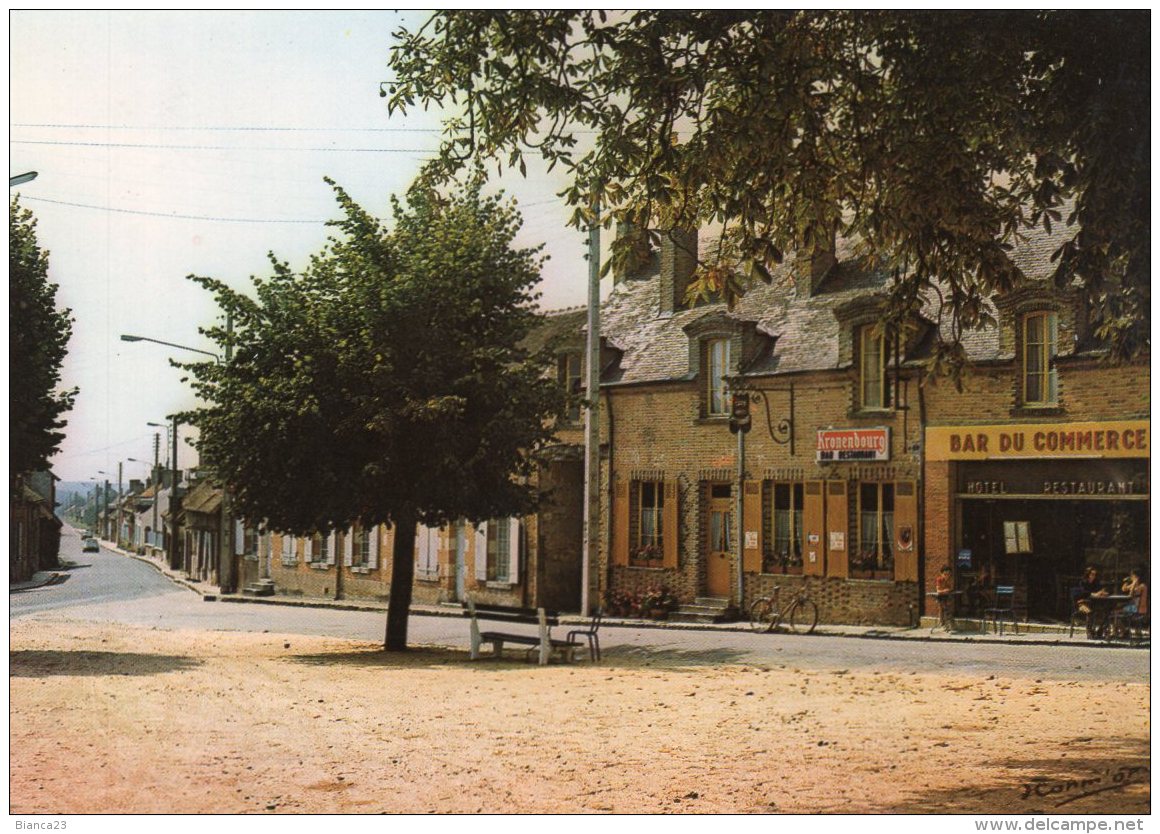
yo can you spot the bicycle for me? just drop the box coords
[748,586,818,634]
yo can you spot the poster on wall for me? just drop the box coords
[1003,521,1033,554]
[829,531,845,551]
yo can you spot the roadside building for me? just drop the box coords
[10,471,61,582]
[178,478,223,585]
[920,234,1149,620]
[592,230,921,625]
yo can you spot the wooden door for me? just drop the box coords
[706,486,733,597]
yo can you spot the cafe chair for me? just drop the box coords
[1111,610,1149,646]
[566,609,603,662]
[984,585,1018,635]
[1068,596,1089,638]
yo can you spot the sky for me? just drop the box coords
[9,10,606,485]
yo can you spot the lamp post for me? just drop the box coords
[9,171,37,188]
[120,322,234,592]
[96,471,109,540]
[120,333,219,360]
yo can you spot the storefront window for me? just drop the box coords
[856,482,894,575]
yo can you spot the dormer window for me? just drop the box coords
[859,325,890,410]
[1022,311,1059,407]
[706,338,731,416]
[557,352,582,422]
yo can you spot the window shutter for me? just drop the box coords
[826,481,849,578]
[281,535,292,561]
[343,529,353,566]
[613,481,630,566]
[508,518,521,584]
[368,525,379,569]
[893,481,918,582]
[661,480,678,569]
[326,531,336,565]
[415,525,437,575]
[304,536,313,562]
[474,522,489,582]
[802,481,826,576]
[234,520,245,556]
[742,480,762,573]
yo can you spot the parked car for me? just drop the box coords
[82,537,99,553]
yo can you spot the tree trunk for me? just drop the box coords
[385,508,418,651]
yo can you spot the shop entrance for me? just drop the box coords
[957,460,1149,621]
[706,485,732,597]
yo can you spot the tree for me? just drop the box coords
[179,175,566,650]
[387,10,1149,374]
[10,198,75,478]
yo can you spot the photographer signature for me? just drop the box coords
[1020,765,1149,807]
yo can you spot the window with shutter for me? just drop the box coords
[474,522,489,582]
[1023,311,1059,407]
[368,525,379,569]
[342,529,354,566]
[507,517,520,584]
[415,525,439,578]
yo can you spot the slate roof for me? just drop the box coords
[180,480,222,516]
[534,222,1079,386]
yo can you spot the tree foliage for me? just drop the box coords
[179,175,565,648]
[387,10,1149,369]
[10,198,75,478]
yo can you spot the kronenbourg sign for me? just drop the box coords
[816,427,891,462]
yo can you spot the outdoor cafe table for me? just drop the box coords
[1085,594,1132,640]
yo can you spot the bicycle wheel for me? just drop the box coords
[788,599,818,634]
[749,598,776,633]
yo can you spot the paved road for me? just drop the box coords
[13,527,1148,683]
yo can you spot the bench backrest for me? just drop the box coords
[462,599,560,626]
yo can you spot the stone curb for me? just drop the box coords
[104,542,1146,650]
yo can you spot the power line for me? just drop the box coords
[12,122,443,133]
[13,139,438,153]
[23,196,327,224]
[23,194,569,224]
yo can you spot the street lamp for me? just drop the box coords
[122,323,233,591]
[120,333,220,361]
[95,471,110,539]
[9,171,37,187]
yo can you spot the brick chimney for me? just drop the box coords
[613,221,659,284]
[658,228,699,316]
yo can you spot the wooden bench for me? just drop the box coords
[462,599,583,665]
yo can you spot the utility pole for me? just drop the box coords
[151,431,160,557]
[219,311,236,593]
[117,462,123,547]
[171,414,180,573]
[581,203,601,616]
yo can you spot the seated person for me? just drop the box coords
[1121,568,1148,616]
[1074,566,1102,615]
[965,564,992,615]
